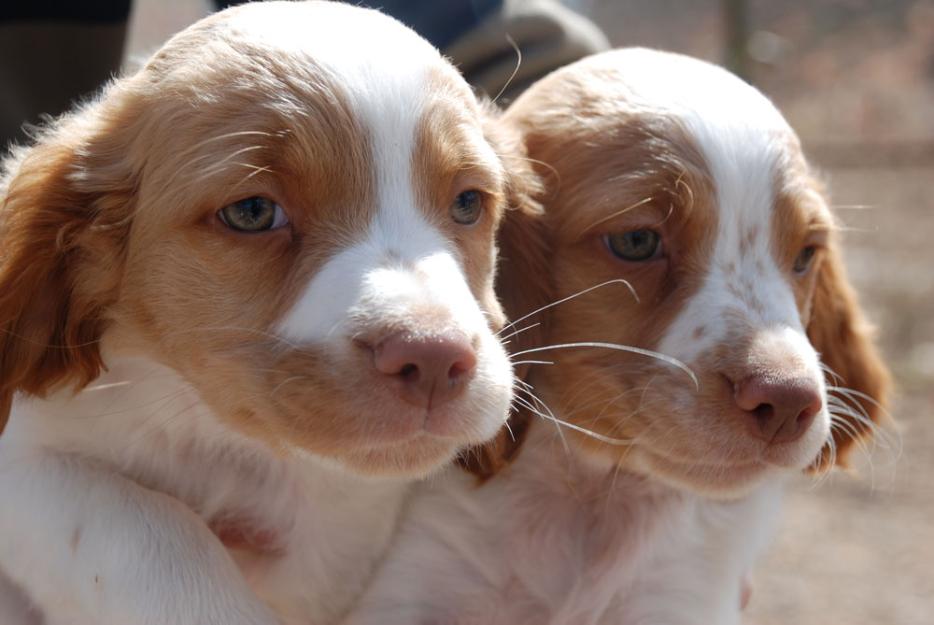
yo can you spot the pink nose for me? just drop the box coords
[372,332,477,409]
[734,375,822,444]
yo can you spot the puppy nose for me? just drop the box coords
[734,375,822,444]
[372,332,477,409]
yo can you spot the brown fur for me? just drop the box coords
[0,92,139,432]
[807,237,891,468]
[0,7,517,477]
[455,103,546,479]
[471,51,890,485]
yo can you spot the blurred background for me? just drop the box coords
[7,0,932,623]
[73,0,934,622]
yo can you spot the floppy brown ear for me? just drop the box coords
[0,103,136,432]
[808,238,891,470]
[458,107,551,480]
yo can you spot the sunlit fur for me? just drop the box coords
[0,2,538,623]
[345,49,891,625]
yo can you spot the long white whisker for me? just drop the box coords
[511,341,697,388]
[498,321,541,342]
[512,394,569,454]
[500,279,638,337]
[491,33,521,105]
[582,196,655,234]
[514,392,630,446]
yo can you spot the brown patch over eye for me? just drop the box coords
[218,196,288,232]
[450,190,483,225]
[605,229,662,262]
[793,245,817,274]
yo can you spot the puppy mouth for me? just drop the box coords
[636,429,829,495]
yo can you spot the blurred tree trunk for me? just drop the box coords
[723,0,751,82]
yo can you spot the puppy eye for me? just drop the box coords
[793,245,817,274]
[218,197,289,232]
[605,230,662,262]
[450,190,483,225]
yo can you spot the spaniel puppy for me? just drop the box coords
[0,2,532,623]
[345,48,890,625]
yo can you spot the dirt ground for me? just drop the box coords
[127,1,932,623]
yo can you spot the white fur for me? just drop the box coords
[346,49,830,625]
[644,50,831,467]
[0,356,417,625]
[0,3,510,624]
[346,425,782,625]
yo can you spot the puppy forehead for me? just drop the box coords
[573,51,814,358]
[221,1,471,108]
[211,3,491,344]
[218,0,488,197]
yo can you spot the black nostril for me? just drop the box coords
[753,403,774,422]
[399,363,419,382]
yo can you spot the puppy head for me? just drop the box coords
[500,49,890,497]
[0,1,518,477]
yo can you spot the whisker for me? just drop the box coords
[269,375,308,399]
[0,327,102,349]
[515,391,631,446]
[503,419,516,442]
[195,145,267,180]
[512,393,569,454]
[513,382,571,454]
[83,381,134,392]
[581,196,654,234]
[511,341,697,388]
[491,33,521,106]
[231,163,276,189]
[826,385,886,412]
[508,153,561,186]
[818,362,844,384]
[500,279,639,338]
[497,321,541,341]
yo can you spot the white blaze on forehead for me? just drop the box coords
[599,50,805,363]
[243,2,484,342]
[278,217,487,343]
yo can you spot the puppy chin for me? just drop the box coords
[338,436,463,478]
[626,447,780,500]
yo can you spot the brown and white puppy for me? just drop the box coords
[345,48,890,625]
[0,2,535,624]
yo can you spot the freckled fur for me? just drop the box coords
[347,48,890,625]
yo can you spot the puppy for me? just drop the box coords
[345,48,890,625]
[0,2,532,623]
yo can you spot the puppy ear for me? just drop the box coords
[458,106,550,481]
[808,237,891,470]
[479,102,550,377]
[0,102,136,432]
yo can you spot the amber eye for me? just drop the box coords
[450,190,483,225]
[218,197,288,232]
[605,230,662,262]
[793,245,817,274]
